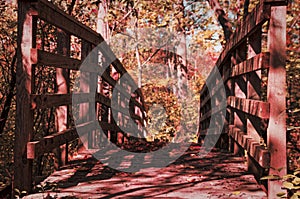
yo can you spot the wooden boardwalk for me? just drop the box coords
[24,144,267,199]
[15,1,288,197]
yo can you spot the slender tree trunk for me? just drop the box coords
[171,0,188,100]
[136,45,142,88]
[97,0,110,41]
[207,0,233,41]
[243,0,249,18]
[0,49,16,136]
[176,32,188,100]
[168,51,177,95]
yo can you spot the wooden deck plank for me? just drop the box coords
[23,144,267,199]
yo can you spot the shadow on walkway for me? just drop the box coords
[24,143,267,199]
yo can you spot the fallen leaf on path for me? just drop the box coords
[232,191,241,195]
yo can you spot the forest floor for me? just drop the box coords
[23,143,267,199]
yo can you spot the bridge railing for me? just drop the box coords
[199,0,287,197]
[15,0,147,193]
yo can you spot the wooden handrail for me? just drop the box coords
[32,0,103,45]
[199,0,287,197]
[16,0,148,194]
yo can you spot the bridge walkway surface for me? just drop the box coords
[24,143,267,199]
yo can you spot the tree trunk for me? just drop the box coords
[0,50,16,136]
[97,0,110,41]
[175,33,188,100]
[207,0,233,41]
[136,45,142,88]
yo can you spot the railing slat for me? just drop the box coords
[215,3,271,70]
[31,93,110,109]
[27,121,97,159]
[229,125,270,168]
[99,121,144,137]
[264,0,287,5]
[33,0,103,45]
[230,52,270,77]
[227,96,270,119]
[31,49,82,70]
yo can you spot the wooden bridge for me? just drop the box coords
[13,0,288,198]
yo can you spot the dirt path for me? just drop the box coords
[24,144,267,199]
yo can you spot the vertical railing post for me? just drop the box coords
[246,30,263,144]
[114,68,123,145]
[266,5,287,198]
[14,0,36,194]
[89,50,98,149]
[80,40,92,149]
[54,29,70,167]
[232,44,247,155]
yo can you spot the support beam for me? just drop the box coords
[266,5,287,198]
[14,0,36,193]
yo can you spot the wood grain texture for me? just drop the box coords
[14,0,35,193]
[34,0,103,45]
[229,125,270,168]
[227,96,270,119]
[27,121,97,159]
[266,6,287,198]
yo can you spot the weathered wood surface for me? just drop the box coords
[54,29,70,167]
[14,0,35,193]
[30,91,144,112]
[230,53,269,77]
[16,0,148,193]
[31,49,82,70]
[199,0,287,197]
[227,96,270,119]
[215,3,271,70]
[263,0,287,5]
[31,93,109,108]
[33,0,103,45]
[23,144,267,199]
[229,125,270,168]
[266,6,287,198]
[27,121,97,159]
